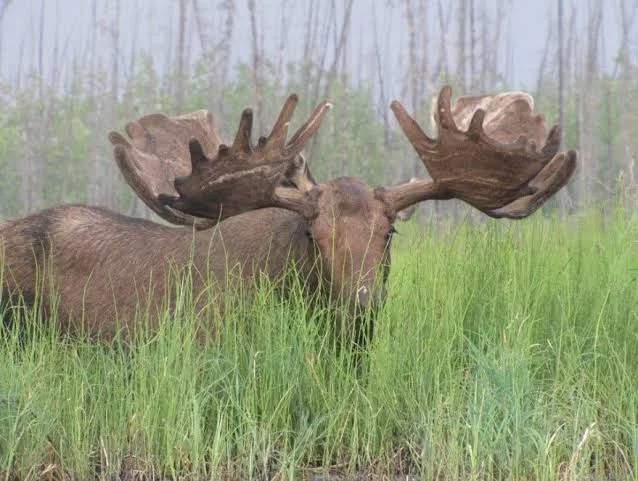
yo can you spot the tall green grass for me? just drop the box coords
[1,209,637,480]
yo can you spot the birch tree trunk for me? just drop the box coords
[175,0,187,113]
[456,0,467,92]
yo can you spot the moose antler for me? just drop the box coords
[109,95,332,228]
[109,109,222,229]
[384,86,577,219]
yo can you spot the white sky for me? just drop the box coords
[0,1,627,93]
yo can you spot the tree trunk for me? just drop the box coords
[88,0,99,205]
[0,0,14,78]
[535,12,554,105]
[469,0,475,91]
[618,0,638,193]
[191,0,207,51]
[577,1,603,206]
[558,0,564,139]
[247,0,264,133]
[322,0,355,99]
[456,0,466,92]
[107,0,121,209]
[372,3,390,157]
[175,0,187,113]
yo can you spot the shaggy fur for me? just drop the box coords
[0,178,394,341]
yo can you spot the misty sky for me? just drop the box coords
[0,1,628,95]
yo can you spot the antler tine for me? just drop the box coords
[285,100,333,156]
[267,122,290,153]
[261,94,298,153]
[466,109,487,138]
[269,94,299,140]
[541,125,562,158]
[435,85,459,132]
[487,150,577,219]
[390,100,436,155]
[188,139,208,169]
[231,108,254,154]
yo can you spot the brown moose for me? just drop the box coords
[0,86,576,343]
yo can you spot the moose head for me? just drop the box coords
[110,87,576,316]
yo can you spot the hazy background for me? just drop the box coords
[0,0,635,220]
[0,1,624,90]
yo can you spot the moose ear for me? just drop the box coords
[396,203,419,221]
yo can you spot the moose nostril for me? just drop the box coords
[356,285,370,308]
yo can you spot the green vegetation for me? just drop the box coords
[0,63,397,220]
[1,208,636,480]
[3,55,636,221]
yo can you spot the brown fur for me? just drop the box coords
[0,177,394,341]
[0,87,576,342]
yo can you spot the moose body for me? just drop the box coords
[1,177,392,340]
[0,87,576,342]
[0,205,309,338]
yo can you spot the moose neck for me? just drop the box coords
[192,207,317,291]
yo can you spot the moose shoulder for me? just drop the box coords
[0,87,577,342]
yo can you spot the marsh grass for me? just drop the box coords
[0,209,637,480]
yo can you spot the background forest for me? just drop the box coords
[2,3,638,480]
[0,0,635,221]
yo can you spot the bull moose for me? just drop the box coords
[0,86,576,343]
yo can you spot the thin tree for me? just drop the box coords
[191,0,207,51]
[311,1,336,104]
[417,0,429,110]
[213,0,235,116]
[457,0,467,92]
[373,2,390,157]
[404,0,423,178]
[21,0,47,213]
[435,0,451,81]
[405,0,418,114]
[487,0,512,88]
[535,8,554,104]
[176,0,187,113]
[0,0,14,76]
[88,0,99,204]
[617,0,638,192]
[469,0,475,91]
[248,0,264,133]
[558,0,564,140]
[578,0,603,205]
[322,0,355,100]
[108,0,121,208]
[128,0,139,82]
[37,0,44,99]
[277,0,291,78]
